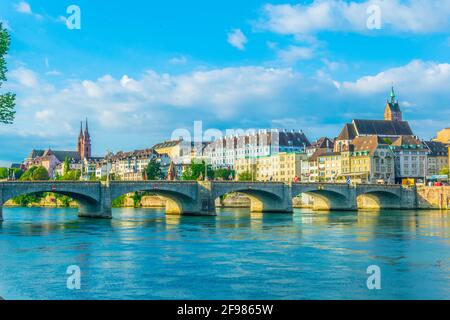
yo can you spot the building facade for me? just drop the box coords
[205,129,310,170]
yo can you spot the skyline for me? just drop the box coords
[1,0,450,165]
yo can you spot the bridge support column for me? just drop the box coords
[250,187,293,213]
[78,184,112,219]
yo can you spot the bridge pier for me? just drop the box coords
[77,184,112,219]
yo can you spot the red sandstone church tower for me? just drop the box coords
[77,118,92,160]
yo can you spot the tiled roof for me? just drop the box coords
[152,140,183,150]
[309,148,329,162]
[350,136,387,156]
[27,149,81,162]
[423,141,448,156]
[310,137,334,149]
[337,123,357,141]
[391,135,425,148]
[353,119,413,136]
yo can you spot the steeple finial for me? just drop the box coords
[390,84,396,103]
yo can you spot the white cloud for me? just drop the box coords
[1,66,304,140]
[15,1,32,14]
[9,67,40,88]
[3,60,450,157]
[277,45,314,63]
[259,0,450,35]
[14,1,44,20]
[337,60,450,94]
[227,29,248,50]
[169,56,188,65]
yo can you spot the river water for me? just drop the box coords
[0,207,449,300]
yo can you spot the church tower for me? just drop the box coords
[77,119,92,160]
[77,121,84,156]
[384,86,402,121]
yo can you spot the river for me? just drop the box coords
[0,207,449,300]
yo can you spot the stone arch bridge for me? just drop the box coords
[0,181,417,221]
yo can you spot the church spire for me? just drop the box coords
[390,85,396,103]
[84,118,90,138]
[79,121,83,138]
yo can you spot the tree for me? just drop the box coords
[143,159,163,180]
[214,168,235,181]
[182,161,213,181]
[63,156,70,175]
[238,171,253,182]
[0,167,7,179]
[20,166,50,181]
[57,169,81,181]
[0,23,15,124]
[440,166,449,176]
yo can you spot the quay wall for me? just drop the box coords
[417,187,450,210]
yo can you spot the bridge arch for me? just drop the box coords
[211,182,292,213]
[0,182,105,220]
[109,181,201,215]
[357,190,401,210]
[292,184,356,211]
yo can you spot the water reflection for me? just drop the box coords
[0,206,449,299]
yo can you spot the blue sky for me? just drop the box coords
[1,0,450,164]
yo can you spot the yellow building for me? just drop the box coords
[152,140,184,160]
[340,136,395,184]
[434,128,450,145]
[235,152,307,182]
[318,152,342,182]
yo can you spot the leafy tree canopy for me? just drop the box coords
[20,166,50,181]
[213,168,235,181]
[238,171,253,182]
[143,159,163,180]
[182,161,213,181]
[0,23,15,124]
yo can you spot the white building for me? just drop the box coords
[204,129,310,170]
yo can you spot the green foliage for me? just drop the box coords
[54,194,73,207]
[238,171,253,182]
[57,169,81,181]
[131,192,142,207]
[144,159,163,180]
[383,138,393,145]
[63,156,70,175]
[12,193,44,206]
[112,195,126,208]
[0,167,7,179]
[11,168,23,179]
[440,166,449,176]
[20,166,50,181]
[182,161,213,180]
[213,168,235,181]
[0,23,15,124]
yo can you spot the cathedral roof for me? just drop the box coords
[27,149,81,162]
[352,119,413,136]
[337,123,357,141]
